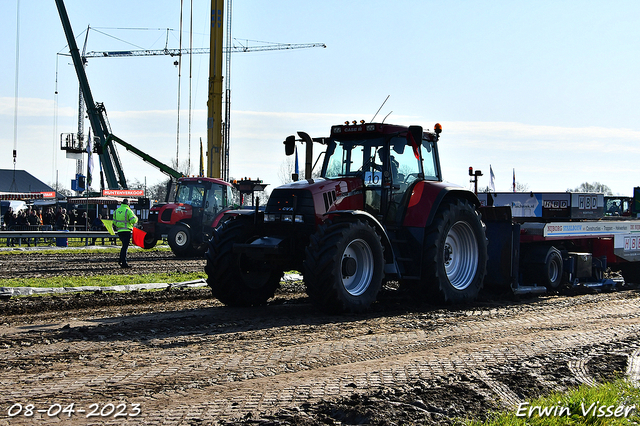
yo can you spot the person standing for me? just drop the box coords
[55,208,69,231]
[113,199,138,268]
[3,207,12,230]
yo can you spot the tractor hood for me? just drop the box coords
[267,177,365,221]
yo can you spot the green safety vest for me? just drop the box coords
[113,204,138,232]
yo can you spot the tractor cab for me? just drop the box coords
[322,123,442,223]
[173,178,229,227]
[143,177,236,255]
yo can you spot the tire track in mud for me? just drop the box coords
[0,249,206,279]
[1,291,640,424]
[1,249,639,424]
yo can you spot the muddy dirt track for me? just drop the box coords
[1,248,640,425]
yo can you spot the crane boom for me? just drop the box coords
[83,43,327,58]
[55,0,123,189]
[56,0,184,189]
[59,5,326,184]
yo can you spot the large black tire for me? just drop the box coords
[304,220,384,313]
[168,224,193,257]
[143,233,158,249]
[422,199,487,304]
[205,217,282,306]
[524,246,564,290]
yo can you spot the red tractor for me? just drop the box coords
[205,122,488,312]
[143,177,236,256]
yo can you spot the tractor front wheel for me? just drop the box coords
[304,220,384,313]
[168,224,193,257]
[205,217,282,306]
[143,232,158,249]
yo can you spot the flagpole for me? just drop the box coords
[293,146,299,181]
[489,165,495,193]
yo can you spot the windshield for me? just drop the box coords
[175,183,206,207]
[324,136,426,181]
[323,132,441,184]
[324,138,381,178]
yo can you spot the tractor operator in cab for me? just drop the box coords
[113,199,138,268]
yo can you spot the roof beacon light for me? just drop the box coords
[360,120,365,124]
[434,123,442,134]
[352,120,357,125]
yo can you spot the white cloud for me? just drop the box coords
[439,121,640,194]
[0,97,75,117]
[3,98,638,197]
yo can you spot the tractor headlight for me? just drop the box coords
[282,214,293,222]
[294,215,305,223]
[264,213,277,222]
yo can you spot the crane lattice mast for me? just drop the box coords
[68,20,326,181]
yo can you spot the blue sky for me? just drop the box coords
[1,1,639,195]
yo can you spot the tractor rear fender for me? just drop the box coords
[403,182,481,229]
[325,210,396,265]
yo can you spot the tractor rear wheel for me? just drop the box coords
[304,220,384,313]
[205,216,282,306]
[422,199,487,304]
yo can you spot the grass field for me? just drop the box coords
[0,272,207,289]
[467,379,639,425]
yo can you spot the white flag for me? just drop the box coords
[489,165,495,192]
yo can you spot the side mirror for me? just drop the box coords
[408,125,423,144]
[284,135,296,156]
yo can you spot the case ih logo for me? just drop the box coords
[543,200,569,209]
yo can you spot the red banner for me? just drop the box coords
[102,189,145,197]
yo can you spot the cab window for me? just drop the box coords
[421,140,439,181]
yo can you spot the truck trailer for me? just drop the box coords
[478,191,640,294]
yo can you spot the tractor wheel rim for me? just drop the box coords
[175,231,188,247]
[444,221,479,290]
[341,239,374,296]
[549,259,559,282]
